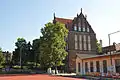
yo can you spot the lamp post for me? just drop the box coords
[108,30,120,72]
[19,42,25,69]
[20,46,22,69]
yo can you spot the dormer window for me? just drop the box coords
[87,27,90,32]
[78,27,81,31]
[83,27,86,32]
[74,25,77,31]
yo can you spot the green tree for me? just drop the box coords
[0,48,5,66]
[96,40,102,53]
[12,38,27,66]
[26,41,33,62]
[12,38,35,68]
[40,22,68,73]
[32,39,40,66]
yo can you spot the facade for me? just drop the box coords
[76,43,120,75]
[53,8,97,72]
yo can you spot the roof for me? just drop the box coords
[76,53,97,59]
[102,45,115,52]
[55,17,72,24]
[102,43,120,53]
[76,52,120,59]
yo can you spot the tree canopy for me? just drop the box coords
[32,39,40,63]
[12,22,68,71]
[12,38,32,65]
[0,48,5,65]
[39,22,68,69]
[96,40,102,53]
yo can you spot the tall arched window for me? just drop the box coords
[88,35,91,50]
[79,35,82,50]
[75,34,78,49]
[83,35,86,50]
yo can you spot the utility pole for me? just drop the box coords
[108,30,120,73]
[20,46,22,69]
[19,42,25,70]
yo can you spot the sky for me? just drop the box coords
[0,0,120,52]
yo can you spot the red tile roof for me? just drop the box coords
[55,17,72,24]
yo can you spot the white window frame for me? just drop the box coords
[74,25,77,31]
[83,27,86,32]
[78,27,81,31]
[87,27,90,32]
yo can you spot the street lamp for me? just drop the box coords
[20,46,22,69]
[108,30,120,73]
[19,42,25,69]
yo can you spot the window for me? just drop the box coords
[79,35,82,50]
[75,43,78,49]
[83,27,86,32]
[87,27,90,32]
[115,59,120,73]
[90,62,94,72]
[75,34,78,49]
[74,25,77,31]
[75,35,77,41]
[83,35,87,50]
[85,62,88,72]
[78,63,81,72]
[103,60,107,73]
[88,36,91,50]
[78,27,81,31]
[96,61,100,72]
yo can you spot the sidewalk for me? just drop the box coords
[52,73,116,80]
[52,73,76,76]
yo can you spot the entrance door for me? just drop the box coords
[115,59,120,73]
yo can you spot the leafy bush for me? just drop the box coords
[12,65,21,69]
[0,71,31,74]
[0,66,3,68]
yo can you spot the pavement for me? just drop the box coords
[52,73,76,76]
[0,74,86,80]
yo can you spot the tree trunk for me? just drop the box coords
[35,53,37,68]
[55,66,57,74]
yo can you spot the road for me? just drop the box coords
[0,74,86,80]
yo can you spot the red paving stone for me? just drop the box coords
[0,74,85,80]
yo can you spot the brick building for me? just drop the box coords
[53,8,97,72]
[76,43,120,75]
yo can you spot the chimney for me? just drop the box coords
[53,12,56,24]
[99,39,102,47]
[53,12,55,20]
